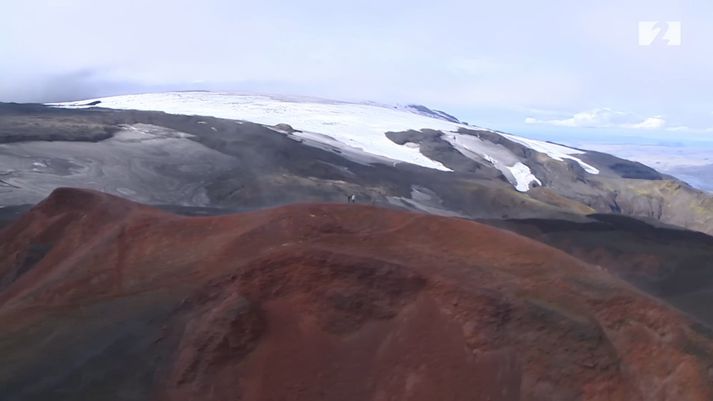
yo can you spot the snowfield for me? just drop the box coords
[53,92,468,171]
[51,91,599,192]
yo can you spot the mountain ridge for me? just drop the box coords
[1,95,710,236]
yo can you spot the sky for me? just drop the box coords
[2,0,713,139]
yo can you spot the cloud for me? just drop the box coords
[628,116,666,129]
[525,108,667,130]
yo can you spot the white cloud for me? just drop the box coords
[628,116,666,129]
[525,108,667,130]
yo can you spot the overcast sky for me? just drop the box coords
[2,0,713,137]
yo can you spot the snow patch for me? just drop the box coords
[444,132,542,191]
[501,133,599,174]
[506,162,542,192]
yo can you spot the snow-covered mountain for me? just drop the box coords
[52,91,598,193]
[1,92,711,235]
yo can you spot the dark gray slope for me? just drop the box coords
[0,103,570,221]
[484,214,713,328]
[0,103,120,143]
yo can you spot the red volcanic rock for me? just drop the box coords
[1,188,713,401]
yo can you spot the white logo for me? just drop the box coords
[639,21,681,46]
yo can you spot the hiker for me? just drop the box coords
[347,194,356,204]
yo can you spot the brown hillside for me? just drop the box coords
[1,188,712,401]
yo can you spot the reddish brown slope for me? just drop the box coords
[1,188,713,401]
